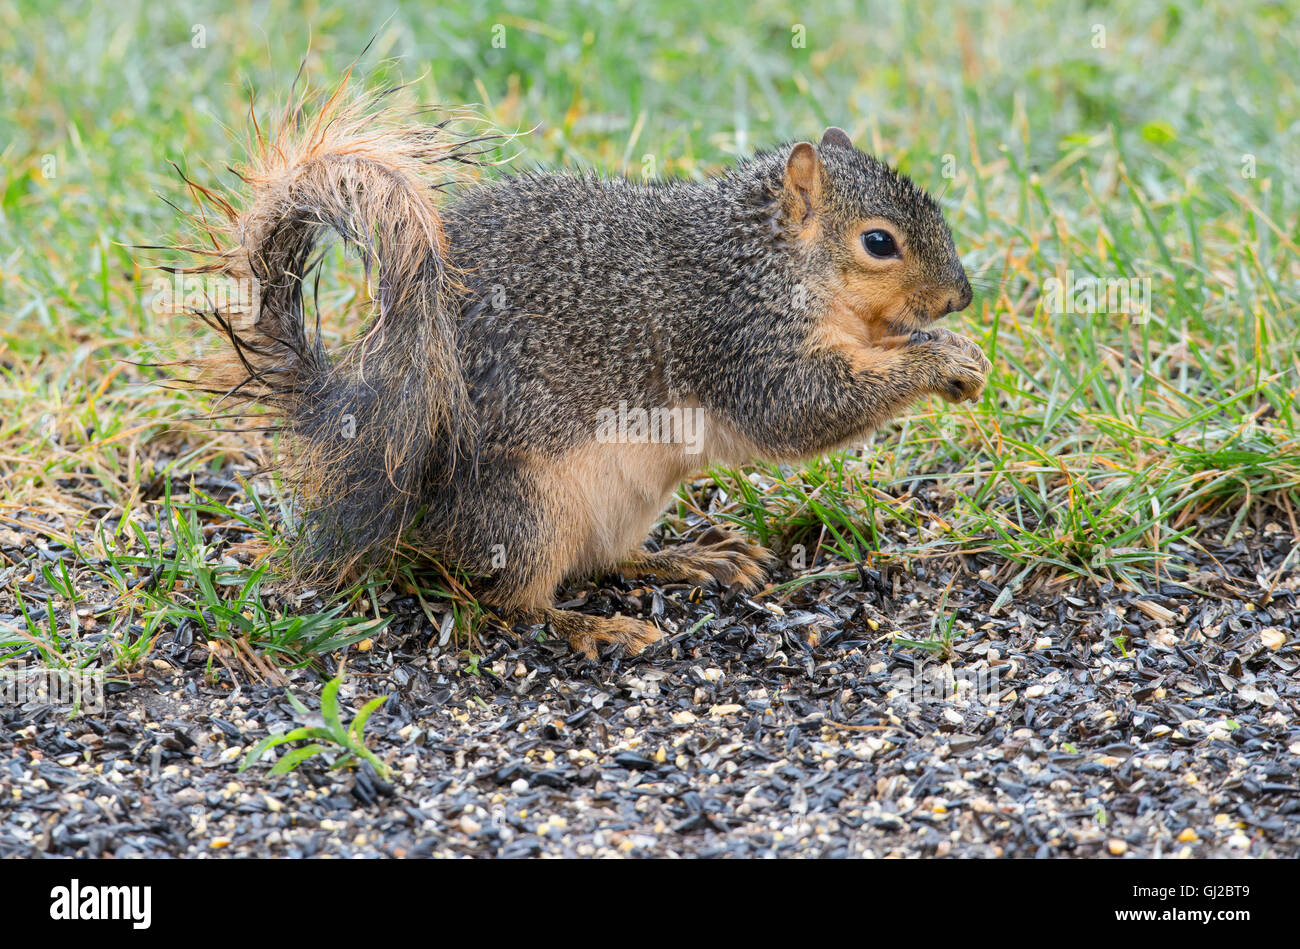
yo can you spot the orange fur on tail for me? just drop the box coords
[161,73,498,581]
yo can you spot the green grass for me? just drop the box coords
[240,676,391,779]
[1,0,1297,672]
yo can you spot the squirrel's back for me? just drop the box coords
[441,162,811,457]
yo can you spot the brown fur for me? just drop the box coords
[164,75,498,581]
[618,527,772,591]
[163,76,989,662]
[525,608,662,661]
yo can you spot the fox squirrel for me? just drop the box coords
[169,81,990,660]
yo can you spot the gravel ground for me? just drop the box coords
[2,505,1298,859]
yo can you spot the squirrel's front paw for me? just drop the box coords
[916,328,991,404]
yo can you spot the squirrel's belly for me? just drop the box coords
[524,440,699,579]
[511,400,790,591]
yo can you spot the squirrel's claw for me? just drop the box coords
[618,528,773,595]
[529,609,663,661]
[918,328,991,405]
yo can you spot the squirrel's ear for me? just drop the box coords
[821,127,853,150]
[785,142,822,220]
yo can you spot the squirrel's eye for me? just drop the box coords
[861,229,899,259]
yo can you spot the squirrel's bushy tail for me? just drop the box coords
[168,76,491,580]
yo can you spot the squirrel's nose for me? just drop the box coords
[944,280,973,314]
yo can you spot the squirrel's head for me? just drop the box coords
[780,127,972,340]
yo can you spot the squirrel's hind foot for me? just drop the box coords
[526,608,662,661]
[619,527,772,593]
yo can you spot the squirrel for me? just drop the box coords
[168,80,990,660]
